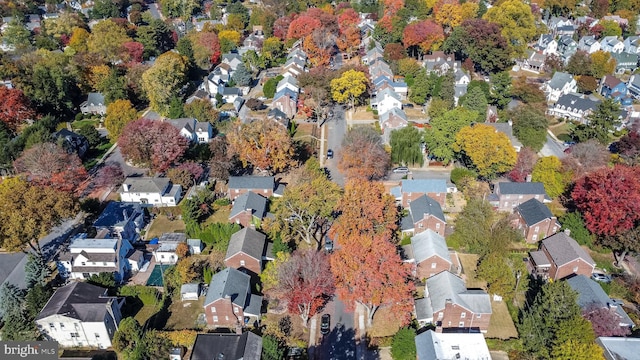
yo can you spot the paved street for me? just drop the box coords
[147,3,164,20]
[540,132,567,159]
[315,298,356,360]
[324,104,347,186]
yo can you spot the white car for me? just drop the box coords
[393,167,409,174]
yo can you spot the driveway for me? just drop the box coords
[147,3,164,20]
[238,71,265,123]
[540,132,567,159]
[104,146,149,177]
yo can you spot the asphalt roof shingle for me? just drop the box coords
[497,182,547,196]
[411,230,451,264]
[36,282,112,322]
[190,332,262,360]
[228,176,274,190]
[229,191,267,219]
[204,267,250,307]
[225,228,267,261]
[516,198,554,226]
[541,232,596,267]
[425,271,492,315]
[409,194,446,223]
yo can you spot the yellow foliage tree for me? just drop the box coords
[531,156,572,199]
[87,19,132,63]
[88,65,111,91]
[68,27,90,53]
[330,69,368,109]
[218,30,241,47]
[483,0,536,57]
[435,3,463,30]
[141,51,188,115]
[260,251,291,294]
[460,2,479,20]
[453,124,517,178]
[104,99,138,141]
[590,51,617,78]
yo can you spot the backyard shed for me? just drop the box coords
[181,283,200,301]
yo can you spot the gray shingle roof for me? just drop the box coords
[497,182,546,196]
[119,177,170,194]
[409,195,446,223]
[411,230,451,264]
[204,267,250,307]
[228,176,274,191]
[516,198,554,226]
[229,191,267,219]
[401,179,447,194]
[541,232,596,267]
[567,275,633,326]
[93,202,143,228]
[530,250,551,267]
[555,93,601,112]
[167,118,194,133]
[86,92,105,105]
[36,282,111,322]
[596,337,640,360]
[225,228,267,261]
[425,271,492,314]
[414,297,432,322]
[180,283,199,295]
[486,122,523,148]
[190,332,262,360]
[548,72,574,90]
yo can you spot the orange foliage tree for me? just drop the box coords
[13,142,87,192]
[403,20,444,57]
[337,126,390,180]
[379,0,404,32]
[286,15,321,40]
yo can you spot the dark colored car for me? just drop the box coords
[327,149,334,159]
[320,314,330,335]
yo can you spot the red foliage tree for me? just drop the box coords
[197,31,221,65]
[118,118,190,173]
[583,304,632,337]
[94,162,125,188]
[276,250,334,327]
[0,87,36,133]
[384,43,406,61]
[338,127,390,181]
[286,15,322,40]
[273,15,293,40]
[402,20,444,54]
[122,41,144,63]
[166,161,204,188]
[617,128,640,161]
[338,8,359,30]
[572,165,640,237]
[379,0,404,32]
[507,147,538,182]
[13,142,87,192]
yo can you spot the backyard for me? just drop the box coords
[146,214,186,240]
[457,253,487,289]
[485,300,519,339]
[164,296,206,330]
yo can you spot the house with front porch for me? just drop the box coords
[547,93,601,124]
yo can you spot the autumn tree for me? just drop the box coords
[562,139,610,179]
[87,19,132,63]
[142,51,188,116]
[190,31,221,68]
[390,126,424,167]
[477,253,517,300]
[14,142,87,192]
[402,20,444,57]
[483,0,536,57]
[227,119,296,174]
[507,147,538,182]
[184,99,219,125]
[330,232,414,327]
[443,19,511,74]
[423,107,476,164]
[94,162,125,189]
[331,69,368,110]
[434,2,463,31]
[583,304,632,337]
[269,158,341,246]
[166,162,204,188]
[104,99,138,141]
[118,118,190,173]
[617,127,640,163]
[208,136,233,180]
[0,177,77,254]
[532,156,571,199]
[566,50,593,76]
[0,87,35,133]
[453,124,517,178]
[287,15,321,40]
[590,51,617,78]
[338,126,390,180]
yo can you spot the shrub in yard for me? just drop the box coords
[391,327,416,360]
[160,330,197,347]
[450,167,477,185]
[119,285,160,306]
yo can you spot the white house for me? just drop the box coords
[118,177,182,207]
[547,93,601,124]
[166,118,213,144]
[578,36,601,54]
[544,72,577,103]
[57,236,141,283]
[35,282,124,349]
[415,330,491,360]
[624,36,640,54]
[373,88,402,115]
[80,92,107,115]
[600,36,625,54]
[153,233,187,264]
[221,53,243,72]
[536,34,558,56]
[276,76,299,93]
[187,239,203,254]
[180,283,200,301]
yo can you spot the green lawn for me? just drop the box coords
[83,142,114,170]
[486,300,519,339]
[71,118,100,130]
[458,253,487,289]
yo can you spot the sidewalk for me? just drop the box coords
[308,315,317,360]
[355,304,366,360]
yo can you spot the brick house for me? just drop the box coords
[224,228,269,276]
[227,176,276,200]
[390,179,448,207]
[415,271,492,332]
[228,192,267,228]
[401,195,446,237]
[488,182,549,212]
[528,231,596,280]
[203,268,263,328]
[410,230,453,280]
[514,199,560,243]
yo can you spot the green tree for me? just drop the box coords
[600,19,623,37]
[104,99,138,141]
[560,212,595,247]
[490,71,512,109]
[78,124,104,148]
[532,156,571,199]
[86,272,117,292]
[3,20,32,49]
[510,104,549,151]
[390,126,424,167]
[262,335,286,360]
[477,253,516,300]
[87,19,132,63]
[25,283,53,319]
[142,51,188,115]
[232,63,252,87]
[571,98,620,144]
[90,0,120,19]
[168,95,185,119]
[462,86,488,121]
[423,107,476,164]
[24,253,51,288]
[590,51,616,78]
[566,51,593,76]
[263,75,283,99]
[410,69,430,105]
[450,167,477,185]
[112,317,143,355]
[135,19,174,59]
[552,340,604,360]
[391,328,416,360]
[184,99,219,125]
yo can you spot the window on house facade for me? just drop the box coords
[534,226,539,233]
[225,316,229,321]
[431,263,437,269]
[103,262,107,266]
[213,316,218,322]
[532,235,537,241]
[573,266,578,272]
[436,223,440,230]
[211,307,216,313]
[198,137,205,142]
[234,307,239,313]
[240,260,245,266]
[518,195,523,199]
[81,262,86,266]
[458,322,464,327]
[49,323,55,328]
[477,314,481,318]
[60,323,65,329]
[461,312,466,318]
[438,312,443,319]
[418,223,423,228]
[95,334,100,338]
[70,333,79,338]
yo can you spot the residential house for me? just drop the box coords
[602,15,629,28]
[369,59,394,79]
[219,86,242,104]
[224,228,269,276]
[401,194,446,237]
[228,191,267,228]
[118,177,182,207]
[203,267,263,328]
[415,271,492,332]
[272,88,298,119]
[206,64,232,92]
[35,282,123,349]
[454,68,470,86]
[221,53,243,72]
[535,34,558,56]
[374,76,409,100]
[282,57,305,78]
[547,93,601,123]
[599,75,631,104]
[517,50,546,73]
[488,182,549,212]
[267,108,290,128]
[627,74,640,98]
[422,51,459,76]
[611,52,638,74]
[153,233,187,265]
[190,332,262,360]
[528,231,596,280]
[80,92,107,115]
[52,129,89,159]
[379,107,408,132]
[486,121,523,152]
[514,199,560,243]
[193,19,222,32]
[547,16,574,35]
[166,118,213,144]
[363,44,384,65]
[567,275,633,328]
[93,202,147,242]
[415,330,491,360]
[186,89,211,105]
[57,237,138,282]
[578,36,602,54]
[276,76,299,93]
[409,230,453,279]
[228,176,276,200]
[390,179,448,207]
[287,48,307,63]
[597,337,640,360]
[558,36,578,62]
[600,36,625,53]
[373,88,402,115]
[623,36,640,54]
[544,72,577,103]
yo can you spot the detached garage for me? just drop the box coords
[180,283,200,301]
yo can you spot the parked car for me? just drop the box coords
[393,167,409,174]
[404,103,414,108]
[324,238,334,253]
[327,149,334,159]
[320,314,330,335]
[591,273,612,283]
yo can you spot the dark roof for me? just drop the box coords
[555,93,601,112]
[85,92,105,105]
[228,176,274,190]
[567,275,633,326]
[541,232,596,267]
[602,75,623,89]
[190,332,262,360]
[36,282,112,322]
[516,199,554,226]
[225,228,267,261]
[204,267,250,307]
[94,202,143,228]
[229,191,267,219]
[53,128,86,141]
[409,194,446,223]
[497,182,546,196]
